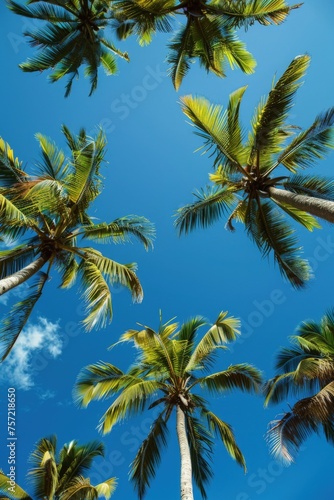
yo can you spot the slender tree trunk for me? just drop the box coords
[269,186,334,223]
[0,255,48,295]
[176,405,194,500]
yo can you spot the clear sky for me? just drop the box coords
[0,2,334,499]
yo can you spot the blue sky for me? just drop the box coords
[1,1,334,499]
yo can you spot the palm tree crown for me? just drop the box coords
[113,0,301,89]
[0,126,155,360]
[7,0,129,96]
[175,54,334,288]
[74,311,262,499]
[264,310,334,464]
[0,435,117,499]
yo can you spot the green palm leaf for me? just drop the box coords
[0,272,48,361]
[247,54,311,168]
[130,412,169,500]
[283,174,334,200]
[0,137,26,187]
[204,410,246,471]
[276,107,334,172]
[0,471,31,500]
[167,17,194,91]
[82,216,155,249]
[95,478,118,500]
[245,198,311,288]
[185,414,214,499]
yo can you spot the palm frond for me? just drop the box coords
[273,201,321,231]
[0,137,26,187]
[0,271,48,361]
[175,185,237,235]
[28,436,58,499]
[245,198,311,288]
[277,107,334,172]
[186,311,240,371]
[180,95,244,172]
[204,410,246,471]
[94,477,117,500]
[247,54,310,167]
[210,0,302,29]
[82,216,155,249]
[0,244,37,279]
[199,364,262,394]
[0,471,31,500]
[130,412,169,500]
[74,361,125,408]
[167,16,194,91]
[185,414,214,499]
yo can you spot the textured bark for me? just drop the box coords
[269,187,334,223]
[0,255,48,295]
[176,405,194,500]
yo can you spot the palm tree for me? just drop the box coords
[112,0,301,90]
[264,310,334,465]
[7,0,129,96]
[0,435,117,499]
[0,126,155,361]
[175,54,334,288]
[74,311,262,500]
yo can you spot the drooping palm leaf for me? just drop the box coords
[130,412,169,500]
[0,271,49,361]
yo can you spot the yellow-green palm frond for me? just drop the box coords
[0,470,31,500]
[186,311,240,371]
[0,244,37,280]
[77,258,113,331]
[0,137,27,187]
[209,0,302,29]
[74,361,126,408]
[95,477,118,500]
[0,271,48,361]
[180,95,245,172]
[35,132,68,180]
[199,363,262,394]
[99,379,161,434]
[82,216,155,250]
[130,412,169,500]
[203,410,246,471]
[247,54,310,169]
[273,201,321,231]
[167,16,194,91]
[28,436,58,500]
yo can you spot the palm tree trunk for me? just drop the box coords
[176,405,194,500]
[0,255,48,295]
[269,186,334,223]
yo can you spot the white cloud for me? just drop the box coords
[0,317,62,390]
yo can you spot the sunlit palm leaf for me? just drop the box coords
[95,477,117,500]
[82,216,155,249]
[28,436,58,499]
[0,471,31,500]
[0,137,26,187]
[130,412,169,500]
[199,364,262,394]
[247,54,310,168]
[180,95,244,172]
[273,201,321,231]
[186,312,240,371]
[204,410,246,470]
[167,17,193,91]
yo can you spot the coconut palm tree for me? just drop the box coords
[7,0,129,96]
[0,436,117,499]
[175,54,334,288]
[112,0,301,90]
[264,310,334,464]
[74,311,262,500]
[0,126,155,361]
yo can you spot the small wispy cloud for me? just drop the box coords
[0,282,29,306]
[0,317,62,390]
